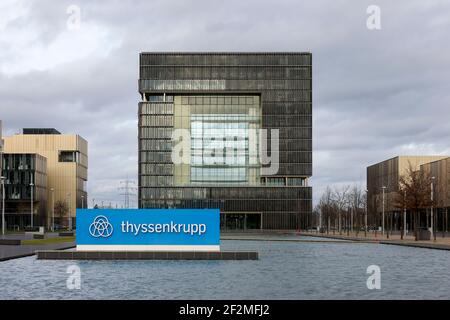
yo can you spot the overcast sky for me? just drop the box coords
[1,0,449,207]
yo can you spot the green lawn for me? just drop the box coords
[21,236,75,245]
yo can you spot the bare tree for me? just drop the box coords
[317,186,335,234]
[333,185,350,235]
[54,200,69,229]
[348,184,365,236]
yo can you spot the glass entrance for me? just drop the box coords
[221,213,262,230]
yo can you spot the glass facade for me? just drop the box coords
[138,53,312,230]
[1,153,47,227]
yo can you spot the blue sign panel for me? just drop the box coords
[76,209,220,247]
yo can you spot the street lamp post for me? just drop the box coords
[81,195,84,209]
[382,186,386,236]
[50,188,54,232]
[350,206,353,234]
[365,189,368,238]
[30,174,34,229]
[67,193,71,231]
[403,190,407,240]
[1,176,5,236]
[431,176,435,241]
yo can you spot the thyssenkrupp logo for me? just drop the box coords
[89,215,114,238]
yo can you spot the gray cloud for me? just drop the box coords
[1,0,449,206]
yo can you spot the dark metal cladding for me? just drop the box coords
[23,128,61,135]
[138,52,312,230]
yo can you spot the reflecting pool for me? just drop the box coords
[1,236,450,299]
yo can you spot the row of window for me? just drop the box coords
[140,164,174,175]
[140,187,207,200]
[181,107,261,117]
[139,127,312,140]
[138,153,312,165]
[140,175,308,188]
[139,127,173,139]
[262,115,312,127]
[140,151,172,163]
[140,53,311,66]
[139,66,310,80]
[1,171,43,188]
[262,103,311,115]
[140,114,258,125]
[58,151,80,163]
[139,101,311,116]
[190,150,312,164]
[139,79,226,91]
[257,139,312,152]
[138,114,311,128]
[1,154,39,171]
[139,139,173,151]
[279,128,312,139]
[139,79,311,92]
[265,163,312,176]
[139,186,312,200]
[287,178,307,186]
[141,175,173,186]
[139,103,174,115]
[261,90,311,102]
[223,79,311,90]
[191,167,248,183]
[245,151,313,164]
[140,199,310,212]
[262,212,308,229]
[139,139,266,153]
[146,95,175,102]
[221,199,309,212]
[179,95,258,106]
[140,115,174,127]
[3,185,35,200]
[140,173,260,185]
[263,177,286,186]
[259,177,307,186]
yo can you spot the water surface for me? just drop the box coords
[1,237,449,299]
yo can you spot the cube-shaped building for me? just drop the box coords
[138,53,312,230]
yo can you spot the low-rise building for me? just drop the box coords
[3,128,88,229]
[421,157,450,214]
[367,155,449,231]
[1,153,47,228]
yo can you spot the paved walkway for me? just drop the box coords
[299,231,450,251]
[0,232,62,241]
[0,242,75,262]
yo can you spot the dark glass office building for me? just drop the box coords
[1,153,47,228]
[138,52,312,230]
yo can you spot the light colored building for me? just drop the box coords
[367,156,447,214]
[421,157,450,209]
[367,155,448,231]
[3,128,88,229]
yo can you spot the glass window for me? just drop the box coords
[58,151,78,163]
